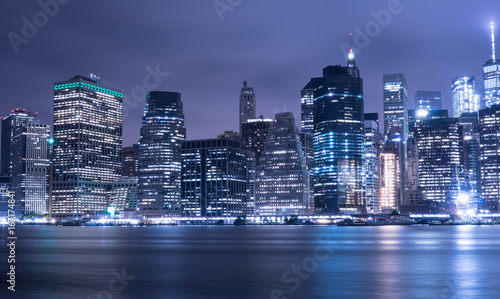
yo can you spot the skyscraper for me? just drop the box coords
[255,112,310,216]
[452,76,480,117]
[383,74,408,141]
[301,78,322,135]
[137,91,186,217]
[122,144,139,177]
[11,119,50,215]
[479,104,500,212]
[364,113,380,214]
[484,20,500,108]
[239,81,256,132]
[1,109,38,177]
[458,113,481,211]
[380,141,401,213]
[416,117,461,213]
[415,91,441,112]
[311,56,364,214]
[181,137,247,217]
[52,75,122,219]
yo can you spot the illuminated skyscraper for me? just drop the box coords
[255,112,310,216]
[383,74,408,141]
[2,109,50,216]
[311,56,364,214]
[416,117,460,213]
[181,137,247,217]
[239,81,256,132]
[52,75,122,219]
[415,91,441,112]
[138,91,185,217]
[1,109,38,176]
[380,141,400,213]
[452,76,480,117]
[364,113,380,214]
[479,104,500,212]
[484,20,500,108]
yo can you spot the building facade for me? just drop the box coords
[52,75,122,219]
[109,176,138,216]
[122,144,139,177]
[479,105,500,212]
[415,91,441,112]
[311,61,365,214]
[484,20,500,108]
[255,112,310,216]
[452,76,480,118]
[364,113,380,214]
[181,137,247,217]
[138,91,186,217]
[239,81,256,132]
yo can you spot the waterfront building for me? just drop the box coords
[255,112,310,216]
[108,176,138,216]
[52,75,122,219]
[479,104,500,212]
[181,137,247,217]
[138,91,185,218]
[364,113,381,214]
[416,117,460,213]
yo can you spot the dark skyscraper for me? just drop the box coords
[416,117,460,213]
[1,109,38,177]
[479,104,500,212]
[137,91,186,217]
[181,137,247,217]
[52,76,122,219]
[484,20,500,108]
[122,144,139,177]
[301,78,322,135]
[415,91,442,112]
[310,54,364,214]
[239,81,256,132]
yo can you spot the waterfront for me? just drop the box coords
[1,225,500,298]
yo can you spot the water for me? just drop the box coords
[1,225,500,298]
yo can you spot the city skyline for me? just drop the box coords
[1,1,499,148]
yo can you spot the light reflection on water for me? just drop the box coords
[1,225,499,299]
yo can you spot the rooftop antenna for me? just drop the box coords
[491,19,496,60]
[348,33,354,60]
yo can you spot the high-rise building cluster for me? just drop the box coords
[2,22,500,220]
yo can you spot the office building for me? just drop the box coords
[138,91,186,218]
[52,75,122,219]
[108,176,138,216]
[364,113,380,214]
[484,20,500,108]
[415,91,441,113]
[452,76,480,117]
[0,176,11,218]
[255,112,310,216]
[479,105,500,212]
[181,137,247,217]
[122,144,139,177]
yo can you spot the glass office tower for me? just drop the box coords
[52,75,122,219]
[452,76,480,117]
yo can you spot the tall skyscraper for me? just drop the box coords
[255,112,310,216]
[1,109,38,176]
[484,20,500,108]
[240,116,273,216]
[301,78,322,135]
[239,81,256,132]
[415,91,441,112]
[383,74,408,141]
[181,137,247,217]
[138,91,185,217]
[479,104,500,212]
[52,75,122,219]
[122,144,139,177]
[452,76,480,117]
[310,55,364,214]
[364,113,380,214]
[416,117,461,213]
[380,141,401,213]
[11,119,50,215]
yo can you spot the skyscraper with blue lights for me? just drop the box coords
[484,20,500,108]
[452,76,480,117]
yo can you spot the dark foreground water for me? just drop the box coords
[1,225,500,299]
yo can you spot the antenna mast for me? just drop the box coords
[492,19,496,60]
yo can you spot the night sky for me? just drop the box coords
[1,0,499,146]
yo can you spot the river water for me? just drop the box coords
[1,225,499,298]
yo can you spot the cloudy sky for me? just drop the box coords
[1,0,498,146]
